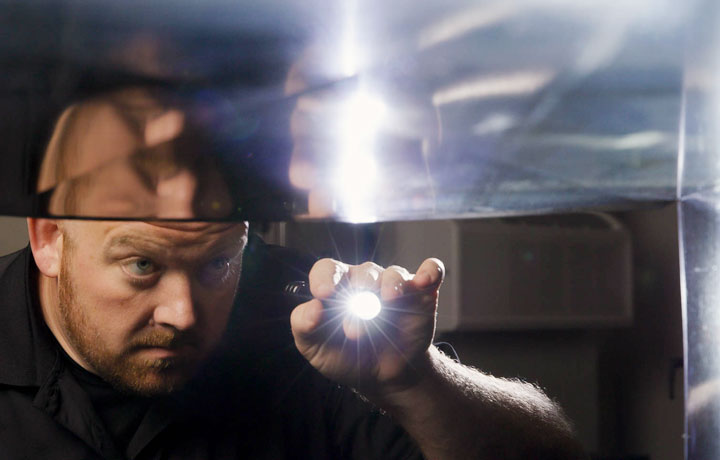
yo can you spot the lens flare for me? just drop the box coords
[346,291,382,320]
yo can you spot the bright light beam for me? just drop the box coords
[333,90,387,223]
[345,291,382,320]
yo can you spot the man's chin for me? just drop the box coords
[105,359,197,396]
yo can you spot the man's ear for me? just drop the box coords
[27,218,63,278]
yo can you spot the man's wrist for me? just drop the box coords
[362,345,443,416]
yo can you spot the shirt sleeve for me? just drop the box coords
[323,382,425,460]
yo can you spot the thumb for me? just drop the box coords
[290,299,325,343]
[411,257,445,291]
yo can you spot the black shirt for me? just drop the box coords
[0,241,424,459]
[63,350,153,456]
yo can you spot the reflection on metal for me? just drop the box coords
[471,113,516,136]
[29,87,294,220]
[679,200,720,459]
[679,1,720,458]
[417,3,519,50]
[432,71,555,106]
[0,0,690,221]
[527,131,672,152]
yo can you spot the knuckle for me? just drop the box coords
[348,261,384,288]
[386,264,410,276]
[358,261,383,272]
[315,257,338,267]
[383,265,412,284]
[350,261,383,279]
[310,258,347,276]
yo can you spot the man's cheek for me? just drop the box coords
[80,267,130,299]
[207,298,235,340]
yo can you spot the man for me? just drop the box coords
[0,85,584,459]
[0,215,584,459]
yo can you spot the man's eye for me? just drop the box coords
[209,256,230,271]
[126,258,157,276]
[198,256,234,284]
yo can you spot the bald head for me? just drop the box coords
[29,218,248,395]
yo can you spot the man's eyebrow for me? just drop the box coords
[103,234,169,255]
[103,232,246,258]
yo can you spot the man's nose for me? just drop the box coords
[152,272,197,331]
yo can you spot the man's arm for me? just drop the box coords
[369,345,583,460]
[290,257,584,460]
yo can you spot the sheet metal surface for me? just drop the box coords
[0,0,688,221]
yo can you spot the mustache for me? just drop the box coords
[130,329,199,349]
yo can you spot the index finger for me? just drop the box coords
[308,258,349,299]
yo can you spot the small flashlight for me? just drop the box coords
[345,291,382,320]
[284,281,382,320]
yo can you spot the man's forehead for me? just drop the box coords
[69,220,248,250]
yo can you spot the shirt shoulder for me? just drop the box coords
[0,246,28,282]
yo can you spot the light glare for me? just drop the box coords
[432,70,555,106]
[346,291,382,320]
[333,90,387,223]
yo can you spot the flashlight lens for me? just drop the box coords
[346,291,382,320]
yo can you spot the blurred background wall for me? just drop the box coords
[0,217,28,254]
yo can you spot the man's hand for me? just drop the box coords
[290,256,584,460]
[290,258,444,396]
